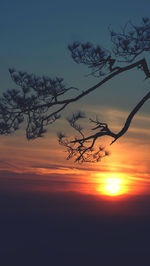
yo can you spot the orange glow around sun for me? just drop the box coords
[96,173,129,197]
[101,177,126,196]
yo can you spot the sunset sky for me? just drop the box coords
[0,0,150,265]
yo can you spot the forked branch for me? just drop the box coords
[58,91,150,162]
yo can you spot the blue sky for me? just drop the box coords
[1,0,150,88]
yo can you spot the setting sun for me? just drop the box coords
[95,173,129,197]
[103,178,123,196]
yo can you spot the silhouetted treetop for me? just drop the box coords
[68,42,112,76]
[0,69,78,139]
[110,17,150,62]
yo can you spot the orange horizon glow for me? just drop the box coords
[92,172,148,198]
[0,120,149,199]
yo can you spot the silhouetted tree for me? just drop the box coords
[0,18,150,162]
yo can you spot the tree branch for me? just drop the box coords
[111,90,150,144]
[59,90,150,162]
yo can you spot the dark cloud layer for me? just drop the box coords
[1,183,150,265]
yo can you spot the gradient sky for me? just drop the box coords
[0,1,150,265]
[0,0,150,190]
